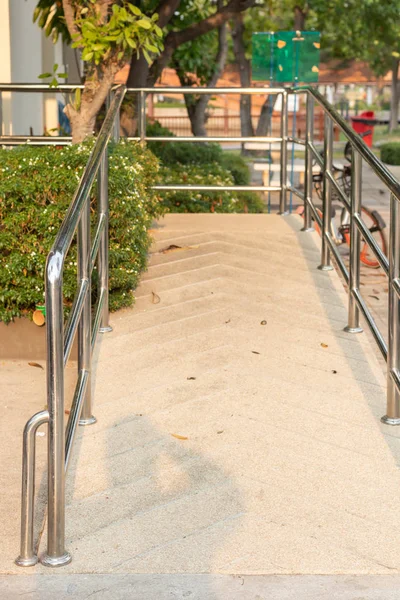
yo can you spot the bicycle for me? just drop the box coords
[297,132,387,268]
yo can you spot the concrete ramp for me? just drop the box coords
[2,214,400,594]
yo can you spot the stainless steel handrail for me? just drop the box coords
[8,81,400,570]
[15,84,126,568]
[291,87,400,425]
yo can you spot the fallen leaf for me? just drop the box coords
[151,291,161,304]
[225,319,231,324]
[368,295,379,301]
[28,362,44,370]
[171,433,188,440]
[65,410,70,415]
[332,370,337,374]
[187,376,196,380]
[217,430,224,434]
[260,320,267,326]
[321,343,328,348]
[251,351,261,355]
[161,244,182,253]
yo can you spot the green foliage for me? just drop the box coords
[146,121,223,165]
[71,2,163,65]
[146,121,264,214]
[159,162,264,213]
[0,140,164,324]
[380,143,400,165]
[38,62,68,87]
[220,152,251,186]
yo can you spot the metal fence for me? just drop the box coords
[146,111,327,140]
[1,83,399,568]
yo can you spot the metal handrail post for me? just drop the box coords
[98,149,112,333]
[139,90,146,141]
[344,149,363,334]
[279,91,288,214]
[41,255,71,567]
[77,195,95,426]
[382,193,400,425]
[302,91,314,232]
[15,410,49,567]
[318,114,334,271]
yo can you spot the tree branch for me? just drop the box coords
[98,0,114,23]
[157,0,182,28]
[154,0,256,75]
[168,0,256,48]
[62,0,79,39]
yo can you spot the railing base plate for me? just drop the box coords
[301,227,315,233]
[318,264,334,271]
[99,325,113,333]
[381,415,400,426]
[344,326,363,334]
[79,416,97,426]
[15,555,38,567]
[41,551,72,567]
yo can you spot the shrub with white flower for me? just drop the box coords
[0,140,164,323]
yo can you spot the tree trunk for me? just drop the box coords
[66,64,119,143]
[185,98,208,136]
[231,14,254,139]
[389,58,400,133]
[294,6,306,30]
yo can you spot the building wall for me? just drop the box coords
[9,0,44,135]
[0,0,12,134]
[0,0,63,135]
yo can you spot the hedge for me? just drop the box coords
[147,120,264,214]
[380,143,400,165]
[0,140,164,324]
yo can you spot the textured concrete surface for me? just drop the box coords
[2,574,400,600]
[2,214,400,588]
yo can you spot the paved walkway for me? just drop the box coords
[1,214,400,597]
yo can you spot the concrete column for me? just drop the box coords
[9,0,44,135]
[0,0,12,134]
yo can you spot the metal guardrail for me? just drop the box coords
[14,85,126,567]
[0,82,399,568]
[291,87,400,426]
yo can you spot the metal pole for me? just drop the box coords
[15,410,49,567]
[302,92,314,232]
[98,149,112,333]
[318,114,334,271]
[41,255,71,567]
[279,91,288,214]
[78,197,95,426]
[344,148,363,333]
[382,193,400,425]
[139,90,146,141]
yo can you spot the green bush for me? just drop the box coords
[147,120,264,214]
[159,163,264,213]
[0,140,164,323]
[147,120,223,165]
[220,152,251,185]
[381,142,400,165]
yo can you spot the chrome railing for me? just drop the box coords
[14,84,126,567]
[291,87,400,425]
[1,82,399,569]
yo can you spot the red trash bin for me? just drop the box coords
[350,111,375,147]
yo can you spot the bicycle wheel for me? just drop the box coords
[342,206,387,269]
